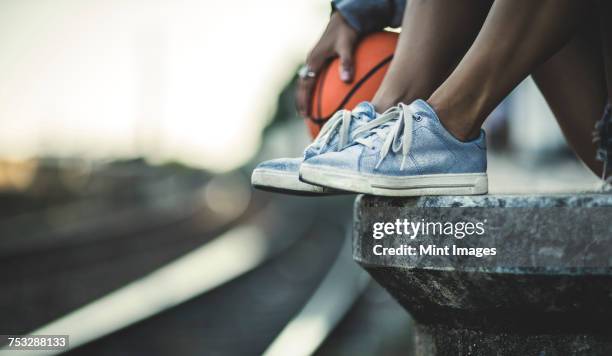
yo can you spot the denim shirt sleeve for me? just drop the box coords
[332,0,407,34]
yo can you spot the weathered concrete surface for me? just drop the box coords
[354,194,612,356]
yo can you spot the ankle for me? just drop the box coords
[372,82,436,113]
[372,91,407,113]
[426,97,480,142]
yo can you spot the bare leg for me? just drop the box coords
[600,0,612,104]
[532,12,607,176]
[371,0,492,111]
[596,0,612,180]
[428,0,589,141]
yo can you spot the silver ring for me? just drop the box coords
[298,65,316,79]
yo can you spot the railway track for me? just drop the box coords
[1,163,409,355]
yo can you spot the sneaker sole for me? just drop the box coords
[300,164,488,196]
[251,168,344,196]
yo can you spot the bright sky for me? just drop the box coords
[0,0,328,171]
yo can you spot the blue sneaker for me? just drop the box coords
[251,102,378,195]
[299,99,488,196]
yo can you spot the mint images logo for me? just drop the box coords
[372,218,486,240]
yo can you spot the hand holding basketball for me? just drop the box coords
[305,31,398,138]
[295,12,358,118]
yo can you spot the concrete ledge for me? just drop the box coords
[353,194,612,355]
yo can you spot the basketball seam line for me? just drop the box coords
[309,54,394,125]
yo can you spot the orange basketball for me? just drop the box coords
[306,31,398,138]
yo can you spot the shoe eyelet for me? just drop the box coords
[413,114,422,122]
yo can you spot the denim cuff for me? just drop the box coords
[332,0,405,34]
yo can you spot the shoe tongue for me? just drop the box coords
[352,101,377,122]
[409,99,441,123]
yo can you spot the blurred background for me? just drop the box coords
[0,0,603,355]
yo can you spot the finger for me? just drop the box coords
[336,42,355,83]
[297,74,319,117]
[297,50,329,117]
[296,77,317,117]
[305,48,328,74]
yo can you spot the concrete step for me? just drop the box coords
[354,194,612,356]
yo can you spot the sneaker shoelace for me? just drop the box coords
[593,103,612,191]
[308,107,393,154]
[354,103,415,170]
[308,110,354,154]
